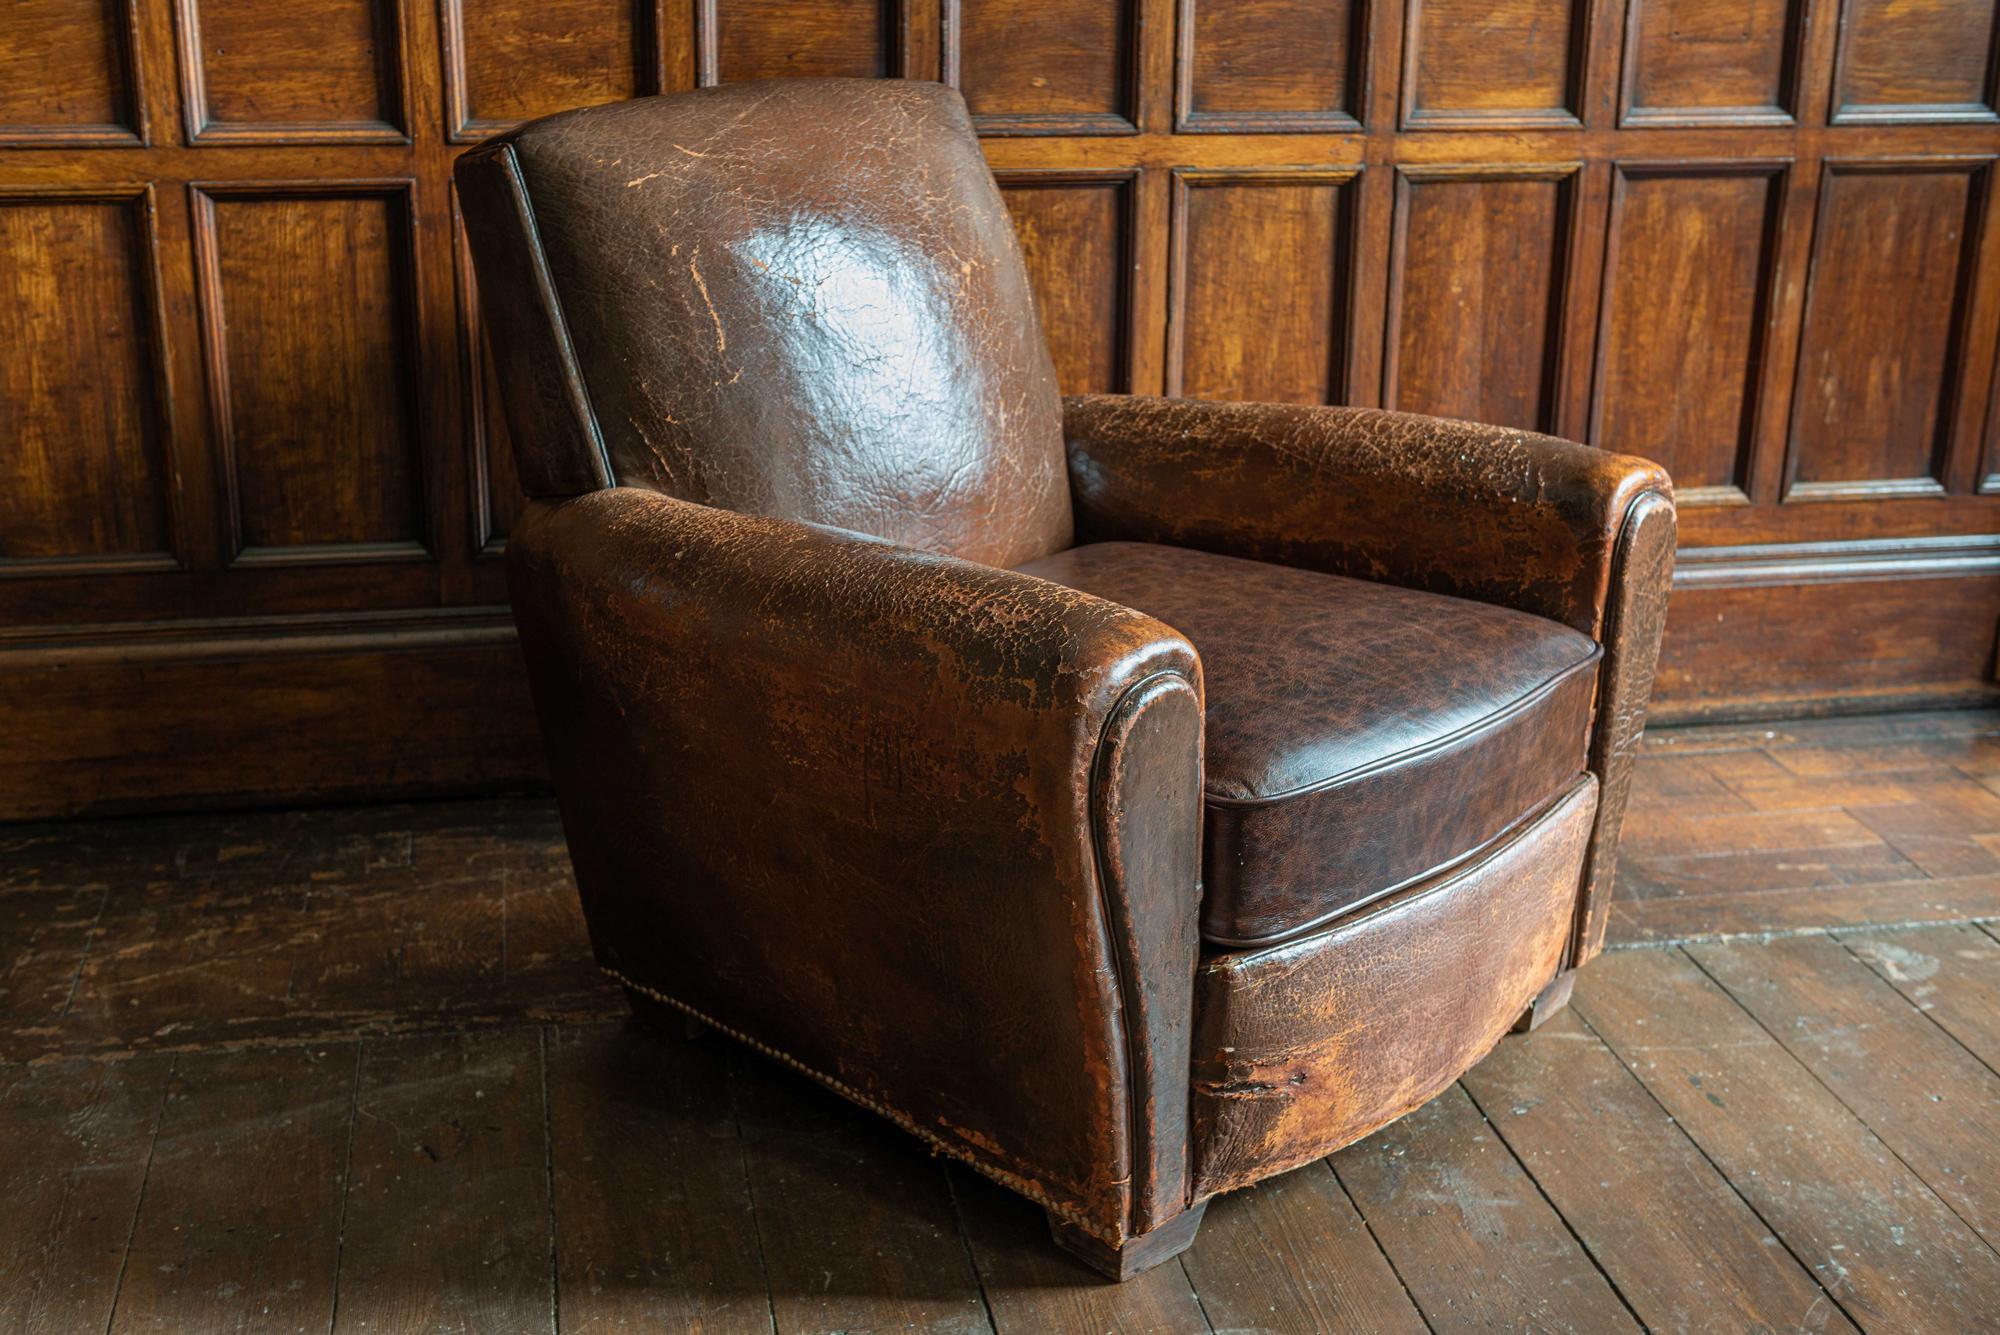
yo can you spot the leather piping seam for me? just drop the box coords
[1200,778,1580,950]
[601,965,1121,1244]
[1086,667,1202,1238]
[1200,773,1597,969]
[1570,485,1675,965]
[494,140,614,489]
[1201,644,1603,810]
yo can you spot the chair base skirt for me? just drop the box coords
[1189,775,1599,1199]
[1049,1203,1208,1281]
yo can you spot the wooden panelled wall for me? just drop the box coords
[4,0,2000,815]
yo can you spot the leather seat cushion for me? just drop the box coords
[1014,543,1601,947]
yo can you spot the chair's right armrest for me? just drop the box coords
[507,487,1205,1246]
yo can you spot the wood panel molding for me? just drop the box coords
[1618,0,1806,128]
[1382,162,1579,432]
[995,168,1142,393]
[189,180,431,566]
[1167,167,1363,402]
[440,0,665,144]
[1828,0,2000,126]
[1590,160,1789,507]
[1174,0,1368,134]
[172,0,410,144]
[0,182,181,577]
[1401,0,1590,130]
[0,0,148,147]
[697,0,911,87]
[944,0,1141,135]
[1782,156,1993,504]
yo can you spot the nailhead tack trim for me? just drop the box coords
[600,965,1119,1243]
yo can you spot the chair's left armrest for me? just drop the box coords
[1064,393,1677,961]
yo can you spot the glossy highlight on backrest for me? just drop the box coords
[455,79,1073,568]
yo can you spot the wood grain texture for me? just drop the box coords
[1404,0,1584,126]
[707,0,897,83]
[175,0,405,141]
[0,191,171,564]
[1592,165,1783,497]
[1178,0,1363,131]
[1384,167,1572,431]
[1621,0,1803,124]
[1462,1008,1857,1334]
[1787,162,1987,496]
[998,172,1134,393]
[1575,947,2000,1333]
[442,0,647,141]
[1170,170,1355,402]
[197,188,425,556]
[1331,1084,1641,1332]
[954,0,1135,132]
[0,0,141,143]
[1832,0,2000,122]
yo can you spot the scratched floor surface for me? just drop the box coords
[4,710,2000,1332]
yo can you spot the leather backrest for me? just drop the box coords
[456,80,1073,568]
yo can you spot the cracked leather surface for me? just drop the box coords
[507,487,1199,1240]
[456,77,1677,1257]
[1063,394,1673,638]
[462,80,1073,569]
[1191,776,1598,1196]
[1016,541,1600,946]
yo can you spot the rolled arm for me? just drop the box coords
[1063,394,1672,638]
[507,487,1205,1243]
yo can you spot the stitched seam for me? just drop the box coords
[498,140,615,487]
[1087,668,1202,1236]
[1201,643,1603,809]
[601,965,1121,1244]
[1200,773,1597,968]
[1201,781,1578,950]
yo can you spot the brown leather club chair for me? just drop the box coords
[457,79,1676,1280]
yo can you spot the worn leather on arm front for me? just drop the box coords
[1063,395,1672,639]
[507,487,1204,1242]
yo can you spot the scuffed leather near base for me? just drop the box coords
[1190,775,1598,1198]
[507,488,1203,1244]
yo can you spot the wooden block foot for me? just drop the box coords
[1513,968,1577,1034]
[1047,1202,1207,1281]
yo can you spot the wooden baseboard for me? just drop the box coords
[1652,538,2000,724]
[0,608,546,820]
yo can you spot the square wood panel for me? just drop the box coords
[441,0,654,143]
[1620,0,1803,126]
[950,0,1138,134]
[175,0,407,143]
[0,0,144,145]
[1403,0,1586,128]
[1831,0,2000,124]
[1176,0,1366,132]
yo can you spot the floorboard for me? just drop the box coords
[2,709,1998,1331]
[1574,947,2000,1332]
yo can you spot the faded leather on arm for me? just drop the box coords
[1062,394,1672,639]
[506,486,1204,1243]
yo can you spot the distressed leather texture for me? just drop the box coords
[460,79,1072,569]
[1192,776,1598,1196]
[1016,542,1601,946]
[1064,393,1672,638]
[508,487,1201,1241]
[456,78,1677,1273]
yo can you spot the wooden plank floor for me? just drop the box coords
[4,709,2000,1333]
